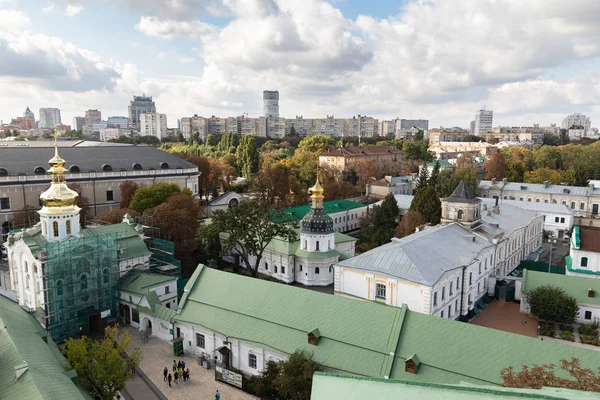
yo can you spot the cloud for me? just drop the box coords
[0,9,30,35]
[135,16,217,39]
[178,57,196,63]
[64,4,82,16]
[94,0,228,20]
[43,2,55,13]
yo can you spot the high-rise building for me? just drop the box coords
[561,113,591,132]
[85,109,102,126]
[39,108,62,129]
[107,116,129,129]
[128,94,156,132]
[72,117,86,131]
[139,113,167,139]
[469,120,475,134]
[263,90,279,117]
[474,108,493,134]
[400,119,429,130]
[24,106,35,121]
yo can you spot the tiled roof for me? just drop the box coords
[522,269,600,307]
[479,181,590,197]
[174,266,600,385]
[320,146,405,157]
[0,296,89,400]
[119,271,175,296]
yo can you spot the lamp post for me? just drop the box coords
[548,237,557,273]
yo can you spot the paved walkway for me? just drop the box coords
[122,326,257,400]
[470,299,538,337]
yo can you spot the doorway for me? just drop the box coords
[88,313,102,335]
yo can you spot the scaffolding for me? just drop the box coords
[43,233,120,342]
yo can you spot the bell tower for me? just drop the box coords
[299,177,335,252]
[440,180,482,230]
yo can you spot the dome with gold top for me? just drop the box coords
[301,177,334,234]
[39,142,80,209]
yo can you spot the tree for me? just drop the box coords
[403,140,433,162]
[206,201,298,277]
[414,130,424,141]
[177,132,185,142]
[559,129,571,145]
[358,201,399,252]
[297,135,336,156]
[11,205,39,228]
[395,210,427,238]
[463,134,484,142]
[415,166,429,192]
[429,160,441,187]
[236,135,260,178]
[525,285,578,324]
[205,134,217,146]
[455,165,480,194]
[543,133,561,146]
[524,168,563,185]
[484,152,507,180]
[435,169,459,197]
[381,193,400,223]
[218,131,239,153]
[119,180,139,209]
[501,358,600,392]
[342,169,359,186]
[62,324,142,400]
[274,351,319,400]
[410,186,441,224]
[129,183,182,214]
[69,183,93,227]
[97,208,138,224]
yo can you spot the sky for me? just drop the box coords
[1,0,599,129]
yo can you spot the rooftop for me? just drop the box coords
[119,271,176,296]
[320,145,405,157]
[479,180,591,197]
[480,198,574,215]
[374,194,414,211]
[522,269,600,307]
[276,199,366,222]
[444,180,481,204]
[478,202,542,239]
[578,226,600,253]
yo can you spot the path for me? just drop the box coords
[470,299,538,337]
[122,326,258,400]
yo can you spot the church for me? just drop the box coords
[221,178,357,286]
[2,140,179,341]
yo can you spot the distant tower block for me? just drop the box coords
[263,90,279,118]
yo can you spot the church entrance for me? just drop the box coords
[88,313,102,335]
[120,304,131,324]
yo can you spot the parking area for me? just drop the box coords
[470,299,538,337]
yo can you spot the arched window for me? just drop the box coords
[80,274,87,291]
[0,168,7,176]
[228,198,239,208]
[24,261,28,273]
[457,209,464,220]
[315,267,320,274]
[69,165,80,173]
[103,268,110,284]
[265,262,268,271]
[53,221,59,237]
[274,266,278,273]
[159,162,169,169]
[316,241,320,251]
[132,163,143,170]
[56,280,63,296]
[34,166,46,174]
[66,220,72,235]
[102,164,112,172]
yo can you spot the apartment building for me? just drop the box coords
[319,145,406,173]
[139,113,167,139]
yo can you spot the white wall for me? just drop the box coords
[568,248,600,277]
[149,280,179,308]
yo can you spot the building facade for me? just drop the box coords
[99,127,126,141]
[128,94,156,132]
[24,106,35,121]
[400,119,428,130]
[428,129,468,145]
[263,90,279,117]
[319,145,406,173]
[562,113,591,133]
[474,108,493,134]
[72,116,85,131]
[140,113,167,139]
[107,116,129,129]
[38,108,61,129]
[565,226,600,278]
[85,109,102,126]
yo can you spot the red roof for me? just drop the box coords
[321,146,405,157]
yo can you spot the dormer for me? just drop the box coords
[589,289,595,298]
[308,328,320,345]
[405,354,420,374]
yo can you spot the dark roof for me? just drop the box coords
[443,180,481,204]
[0,146,196,175]
[301,208,334,234]
[321,146,405,157]
[579,226,600,252]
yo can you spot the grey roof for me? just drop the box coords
[444,180,480,204]
[478,180,589,197]
[477,203,541,239]
[335,223,490,286]
[374,194,414,211]
[480,198,574,215]
[0,145,196,175]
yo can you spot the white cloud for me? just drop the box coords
[178,57,196,63]
[42,2,55,13]
[64,4,82,16]
[135,16,216,39]
[0,9,30,35]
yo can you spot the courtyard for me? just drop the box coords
[470,299,538,337]
[122,326,257,400]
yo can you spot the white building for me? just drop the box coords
[129,94,156,132]
[39,108,61,129]
[335,181,543,320]
[99,127,126,142]
[140,113,168,139]
[263,90,279,117]
[565,226,600,278]
[562,113,591,133]
[107,116,129,129]
[569,125,586,140]
[474,108,493,134]
[205,191,245,217]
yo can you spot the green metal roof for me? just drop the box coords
[174,265,600,386]
[118,236,152,261]
[295,248,344,260]
[0,296,89,400]
[119,271,176,296]
[310,373,600,400]
[427,160,453,167]
[276,199,366,222]
[522,269,600,306]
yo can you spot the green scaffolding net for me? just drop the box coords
[44,233,120,341]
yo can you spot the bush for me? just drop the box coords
[538,322,556,337]
[578,324,599,338]
[559,324,573,333]
[580,335,600,346]
[559,331,574,341]
[526,285,579,324]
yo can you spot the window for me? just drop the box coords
[478,263,481,274]
[544,199,548,203]
[265,262,268,271]
[106,190,114,201]
[103,268,109,284]
[449,284,453,296]
[43,221,47,235]
[132,309,140,323]
[196,333,205,348]
[535,199,540,203]
[456,277,460,290]
[24,261,28,273]
[274,266,278,273]
[469,272,472,285]
[560,217,565,223]
[248,353,257,369]
[315,267,320,274]
[441,287,446,300]
[527,198,532,202]
[585,311,592,320]
[165,285,170,294]
[571,202,575,209]
[299,265,303,272]
[56,280,63,295]
[477,282,480,293]
[129,295,132,303]
[376,283,386,299]
[455,299,458,312]
[581,203,585,210]
[448,304,452,317]
[66,220,71,235]
[555,217,559,223]
[0,198,10,210]
[281,266,285,274]
[441,310,444,318]
[581,257,588,267]
[433,292,438,306]
[484,258,488,270]
[457,209,464,220]
[304,240,307,250]
[80,274,87,291]
[316,241,320,251]
[53,221,59,237]
[468,294,472,304]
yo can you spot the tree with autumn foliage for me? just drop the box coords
[119,180,139,209]
[484,152,507,180]
[501,358,600,392]
[96,208,138,224]
[395,210,427,238]
[11,206,39,228]
[68,183,93,227]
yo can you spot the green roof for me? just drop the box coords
[119,271,176,296]
[310,373,600,400]
[522,269,600,306]
[427,160,453,167]
[0,296,89,400]
[276,200,366,222]
[174,265,600,385]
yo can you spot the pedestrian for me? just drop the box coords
[185,368,190,382]
[163,367,168,381]
[173,359,177,372]
[131,363,136,375]
[178,366,183,380]
[174,370,179,384]
[167,373,172,388]
[215,389,221,400]
[182,360,186,370]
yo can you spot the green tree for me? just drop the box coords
[218,131,240,153]
[533,145,562,170]
[206,201,298,277]
[524,168,563,185]
[559,129,571,145]
[274,351,319,400]
[463,134,484,142]
[435,170,459,197]
[381,192,400,223]
[297,135,336,156]
[525,285,578,324]
[414,130,425,141]
[358,200,399,252]
[543,133,560,146]
[342,169,359,186]
[62,325,142,400]
[129,183,183,213]
[236,135,260,178]
[205,134,217,146]
[177,132,185,142]
[403,140,433,162]
[455,165,480,194]
[410,186,441,224]
[415,166,429,192]
[429,161,441,187]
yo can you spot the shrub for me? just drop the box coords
[538,322,556,337]
[580,335,599,346]
[525,285,579,324]
[559,324,573,333]
[559,331,574,341]
[578,324,599,338]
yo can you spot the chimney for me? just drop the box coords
[502,178,507,184]
[589,184,595,191]
[15,362,29,380]
[491,177,496,185]
[543,180,549,188]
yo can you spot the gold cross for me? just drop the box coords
[53,130,58,147]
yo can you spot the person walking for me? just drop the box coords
[178,366,183,381]
[167,373,172,388]
[174,370,179,384]
[215,390,221,400]
[163,367,168,381]
[182,360,186,370]
[173,360,177,372]
[185,368,190,382]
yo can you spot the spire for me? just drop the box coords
[309,175,324,210]
[443,180,481,204]
[39,133,79,208]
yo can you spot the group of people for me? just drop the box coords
[164,359,190,387]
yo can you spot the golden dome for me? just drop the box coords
[39,138,80,209]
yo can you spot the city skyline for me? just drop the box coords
[1,1,599,129]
